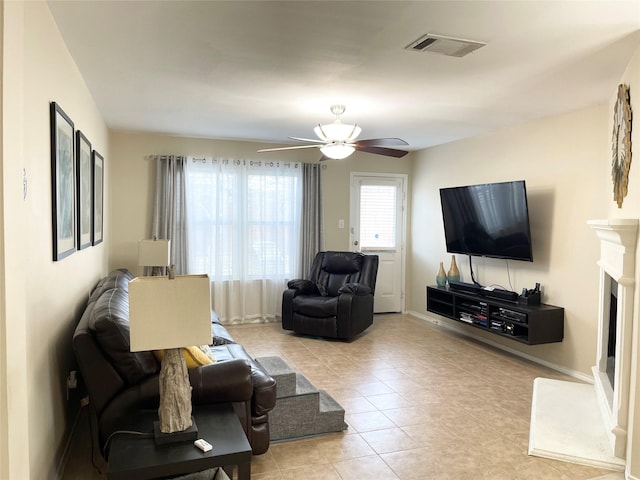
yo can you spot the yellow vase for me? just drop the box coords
[447,255,460,283]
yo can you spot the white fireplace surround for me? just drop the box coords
[527,218,637,471]
[588,218,639,460]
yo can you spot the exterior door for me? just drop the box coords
[350,173,406,313]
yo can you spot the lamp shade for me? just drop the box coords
[314,123,361,142]
[320,144,356,160]
[129,274,212,351]
[138,239,171,267]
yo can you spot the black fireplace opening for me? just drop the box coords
[607,276,618,389]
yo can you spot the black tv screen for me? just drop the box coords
[439,180,533,262]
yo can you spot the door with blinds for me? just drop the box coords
[350,173,406,313]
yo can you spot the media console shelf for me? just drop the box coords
[426,286,564,345]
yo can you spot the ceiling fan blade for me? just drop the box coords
[355,145,409,158]
[289,136,323,143]
[257,144,322,153]
[355,138,409,147]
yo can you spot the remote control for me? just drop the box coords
[194,438,212,452]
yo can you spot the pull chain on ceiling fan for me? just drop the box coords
[258,105,409,161]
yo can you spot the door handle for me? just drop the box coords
[353,240,359,246]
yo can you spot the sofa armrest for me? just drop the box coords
[338,282,372,296]
[287,279,319,295]
[98,375,162,447]
[250,361,277,415]
[190,359,252,404]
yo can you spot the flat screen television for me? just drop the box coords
[439,180,533,262]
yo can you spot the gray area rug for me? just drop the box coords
[256,356,347,441]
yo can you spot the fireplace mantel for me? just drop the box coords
[588,217,638,459]
[588,219,638,283]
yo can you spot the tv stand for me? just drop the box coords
[426,286,563,345]
[449,280,519,302]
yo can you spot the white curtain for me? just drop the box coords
[185,157,302,324]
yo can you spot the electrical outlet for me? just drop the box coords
[67,370,77,390]
[66,371,77,401]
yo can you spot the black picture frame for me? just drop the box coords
[92,150,104,246]
[50,102,76,261]
[76,130,92,250]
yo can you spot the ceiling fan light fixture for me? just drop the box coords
[314,122,362,142]
[257,104,408,161]
[320,144,355,160]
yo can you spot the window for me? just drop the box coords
[185,158,302,281]
[359,184,397,249]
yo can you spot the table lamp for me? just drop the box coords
[128,272,212,444]
[138,238,171,276]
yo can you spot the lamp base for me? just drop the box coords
[153,418,198,445]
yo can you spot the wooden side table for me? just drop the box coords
[107,403,251,480]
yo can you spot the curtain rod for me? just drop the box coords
[145,154,185,161]
[146,154,326,168]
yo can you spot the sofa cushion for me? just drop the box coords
[211,323,236,345]
[89,288,158,384]
[316,282,329,296]
[88,269,134,305]
[322,252,363,274]
[208,311,236,345]
[338,283,371,296]
[317,271,353,297]
[293,295,338,317]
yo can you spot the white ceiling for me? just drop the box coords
[47,1,640,151]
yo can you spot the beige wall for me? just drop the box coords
[409,42,640,477]
[1,2,109,479]
[109,131,413,274]
[0,3,28,479]
[409,104,610,376]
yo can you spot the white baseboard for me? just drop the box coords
[406,310,592,383]
[627,468,639,480]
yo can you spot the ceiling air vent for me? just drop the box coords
[405,33,486,58]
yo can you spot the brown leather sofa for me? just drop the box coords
[73,269,276,456]
[282,251,379,340]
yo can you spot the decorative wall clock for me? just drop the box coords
[612,83,632,208]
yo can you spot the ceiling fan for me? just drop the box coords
[257,105,409,161]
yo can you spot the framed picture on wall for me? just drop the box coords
[50,102,76,261]
[92,150,104,246]
[76,130,92,250]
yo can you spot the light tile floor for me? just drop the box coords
[63,314,623,480]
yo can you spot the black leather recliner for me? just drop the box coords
[282,251,379,340]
